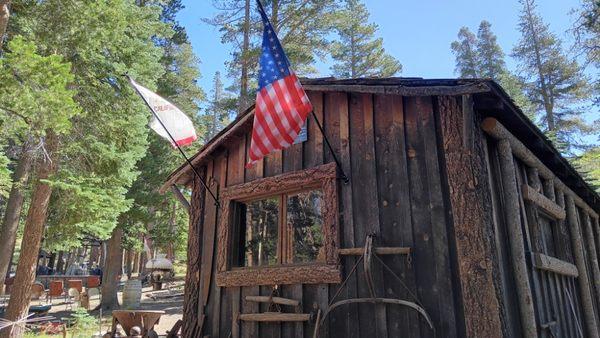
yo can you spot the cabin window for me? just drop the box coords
[216,162,341,287]
[232,190,325,268]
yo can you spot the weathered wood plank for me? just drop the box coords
[212,155,228,337]
[239,313,311,322]
[199,160,217,334]
[496,140,538,337]
[437,95,502,337]
[304,91,324,169]
[182,170,207,338]
[421,96,458,337]
[373,93,420,337]
[245,296,301,307]
[324,93,352,337]
[348,92,387,338]
[337,247,410,256]
[522,184,566,220]
[532,252,579,277]
[232,288,241,338]
[216,265,341,287]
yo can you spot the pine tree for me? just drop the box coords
[451,27,479,78]
[0,36,80,336]
[512,0,591,153]
[330,0,401,78]
[203,71,231,140]
[477,20,505,79]
[205,0,338,111]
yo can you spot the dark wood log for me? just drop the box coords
[565,195,599,338]
[182,171,207,338]
[216,264,341,287]
[239,312,311,322]
[532,252,578,277]
[521,184,565,220]
[496,139,538,337]
[437,95,503,337]
[582,212,600,315]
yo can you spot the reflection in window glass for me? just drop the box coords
[243,198,279,267]
[287,190,324,263]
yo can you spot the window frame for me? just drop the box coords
[216,162,341,287]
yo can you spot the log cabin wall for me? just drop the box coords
[483,118,600,338]
[183,91,465,338]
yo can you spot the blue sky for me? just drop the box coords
[178,0,583,91]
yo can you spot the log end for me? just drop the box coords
[481,118,498,133]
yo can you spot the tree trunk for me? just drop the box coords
[238,0,250,115]
[1,133,57,338]
[89,246,99,266]
[55,251,64,274]
[0,0,11,52]
[0,143,34,294]
[100,227,123,311]
[125,249,132,279]
[523,0,554,130]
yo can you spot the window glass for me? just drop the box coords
[287,190,324,263]
[242,197,279,267]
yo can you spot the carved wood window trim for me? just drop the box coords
[216,162,341,287]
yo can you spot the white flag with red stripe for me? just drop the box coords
[246,1,312,168]
[130,79,198,147]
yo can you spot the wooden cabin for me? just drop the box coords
[161,78,600,338]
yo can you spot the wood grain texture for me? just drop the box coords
[217,162,339,277]
[566,195,600,338]
[496,139,538,338]
[216,265,341,287]
[239,313,311,322]
[521,184,566,220]
[181,171,206,338]
[482,117,598,219]
[532,252,578,277]
[437,95,503,337]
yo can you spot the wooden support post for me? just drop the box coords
[497,139,538,338]
[582,212,600,311]
[437,95,503,337]
[565,195,599,338]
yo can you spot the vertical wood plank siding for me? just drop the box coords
[183,90,600,337]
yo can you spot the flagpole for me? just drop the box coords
[125,75,220,207]
[310,110,349,184]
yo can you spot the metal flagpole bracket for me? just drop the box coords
[310,110,349,184]
[124,74,220,208]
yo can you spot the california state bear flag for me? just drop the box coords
[129,78,197,147]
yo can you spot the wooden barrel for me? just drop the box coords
[122,279,142,309]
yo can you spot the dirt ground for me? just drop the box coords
[42,282,184,336]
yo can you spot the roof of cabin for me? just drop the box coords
[160,77,599,212]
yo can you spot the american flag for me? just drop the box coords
[246,0,312,168]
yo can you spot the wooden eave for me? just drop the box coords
[159,77,600,212]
